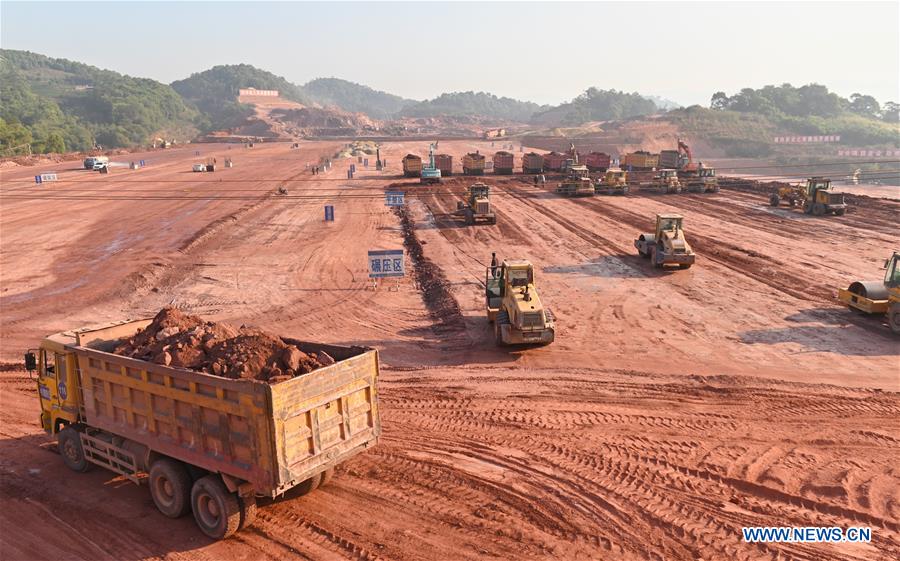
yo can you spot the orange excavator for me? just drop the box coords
[676,139,719,193]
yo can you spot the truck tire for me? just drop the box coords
[191,475,241,540]
[149,458,192,518]
[293,472,323,496]
[813,203,825,216]
[238,496,258,530]
[58,427,91,473]
[834,208,846,216]
[769,194,780,207]
[803,201,813,214]
[320,467,335,487]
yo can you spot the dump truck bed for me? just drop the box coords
[62,320,380,498]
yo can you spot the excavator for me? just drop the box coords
[634,214,696,269]
[485,254,555,345]
[454,183,496,225]
[838,251,900,334]
[674,139,719,193]
[420,142,442,184]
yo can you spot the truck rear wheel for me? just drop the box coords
[150,458,192,518]
[769,194,780,207]
[191,475,241,540]
[58,427,90,473]
[293,472,323,496]
[320,467,335,487]
[238,496,258,530]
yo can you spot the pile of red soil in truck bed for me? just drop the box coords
[114,308,333,383]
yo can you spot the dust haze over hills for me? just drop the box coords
[1,48,897,158]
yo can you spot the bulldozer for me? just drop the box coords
[454,183,496,225]
[594,170,629,195]
[485,255,555,345]
[556,164,595,196]
[650,169,682,194]
[838,251,900,334]
[801,177,846,216]
[634,214,695,269]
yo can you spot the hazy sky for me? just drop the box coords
[2,1,898,107]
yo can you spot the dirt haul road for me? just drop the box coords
[1,140,898,561]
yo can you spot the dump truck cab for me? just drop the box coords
[29,332,82,434]
[803,177,846,216]
[485,258,555,345]
[634,214,695,269]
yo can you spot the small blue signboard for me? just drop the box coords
[368,249,405,278]
[324,205,334,222]
[35,175,42,184]
[385,192,404,206]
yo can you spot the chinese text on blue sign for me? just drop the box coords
[368,250,405,278]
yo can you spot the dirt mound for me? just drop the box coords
[114,308,331,383]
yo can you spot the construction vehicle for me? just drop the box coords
[493,151,514,175]
[650,169,682,193]
[584,152,611,172]
[543,151,567,172]
[454,183,496,225]
[838,251,900,333]
[24,319,381,540]
[462,152,486,176]
[801,177,846,216]
[668,140,718,192]
[192,164,205,172]
[522,152,544,174]
[769,183,805,207]
[634,214,695,269]
[556,164,595,196]
[434,154,453,177]
[620,151,659,171]
[83,156,109,169]
[402,154,423,178]
[484,255,555,345]
[595,170,629,195]
[420,143,442,184]
[681,166,719,193]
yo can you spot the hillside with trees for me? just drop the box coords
[171,64,312,132]
[0,49,197,153]
[302,78,413,120]
[399,91,547,122]
[530,88,658,126]
[705,83,898,147]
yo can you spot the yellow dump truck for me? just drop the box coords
[25,319,381,540]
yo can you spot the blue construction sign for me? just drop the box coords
[368,249,405,278]
[325,205,335,221]
[385,192,404,206]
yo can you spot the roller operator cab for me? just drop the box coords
[485,258,555,345]
[634,214,696,269]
